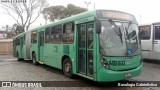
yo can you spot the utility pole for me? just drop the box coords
[139,15,141,23]
[84,1,91,10]
[44,14,49,25]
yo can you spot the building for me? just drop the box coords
[0,39,13,55]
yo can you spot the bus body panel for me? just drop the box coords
[25,31,31,59]
[103,55,141,71]
[97,63,142,82]
[152,24,160,60]
[13,10,142,82]
[140,23,160,60]
[43,44,62,68]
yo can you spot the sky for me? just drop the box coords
[0,0,160,29]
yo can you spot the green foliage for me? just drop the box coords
[42,4,87,21]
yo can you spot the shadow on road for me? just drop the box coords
[143,59,160,64]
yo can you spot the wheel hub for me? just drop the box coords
[65,63,71,73]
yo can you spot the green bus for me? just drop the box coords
[13,10,142,82]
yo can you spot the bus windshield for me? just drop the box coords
[99,20,141,56]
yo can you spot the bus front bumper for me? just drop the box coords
[97,63,143,82]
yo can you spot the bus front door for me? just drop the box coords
[78,22,94,77]
[38,31,44,62]
[153,25,160,60]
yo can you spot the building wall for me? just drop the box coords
[0,39,13,55]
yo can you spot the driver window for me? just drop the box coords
[155,26,160,40]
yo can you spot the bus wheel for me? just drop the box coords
[32,53,38,65]
[63,58,73,78]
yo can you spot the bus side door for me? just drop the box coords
[153,25,160,60]
[139,25,153,59]
[38,31,44,62]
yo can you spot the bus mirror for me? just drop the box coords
[96,19,101,34]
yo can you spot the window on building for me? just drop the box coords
[63,22,74,43]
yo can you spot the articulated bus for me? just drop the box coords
[13,10,142,82]
[139,22,160,60]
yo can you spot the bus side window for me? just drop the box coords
[139,26,151,40]
[155,26,160,40]
[45,27,51,43]
[31,31,37,43]
[63,22,74,43]
[16,38,20,46]
[51,25,62,43]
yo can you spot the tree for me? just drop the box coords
[65,4,87,17]
[0,25,14,39]
[42,4,87,22]
[1,0,48,31]
[42,5,66,22]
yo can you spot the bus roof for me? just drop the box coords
[13,10,96,39]
[139,22,160,26]
[13,9,136,39]
[13,31,26,39]
[30,10,96,31]
[139,23,152,26]
[152,22,160,25]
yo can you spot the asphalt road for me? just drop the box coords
[0,55,159,90]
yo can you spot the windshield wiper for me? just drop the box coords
[118,27,123,44]
[109,19,123,44]
[109,19,119,35]
[126,21,137,41]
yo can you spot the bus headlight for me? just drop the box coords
[100,55,109,69]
